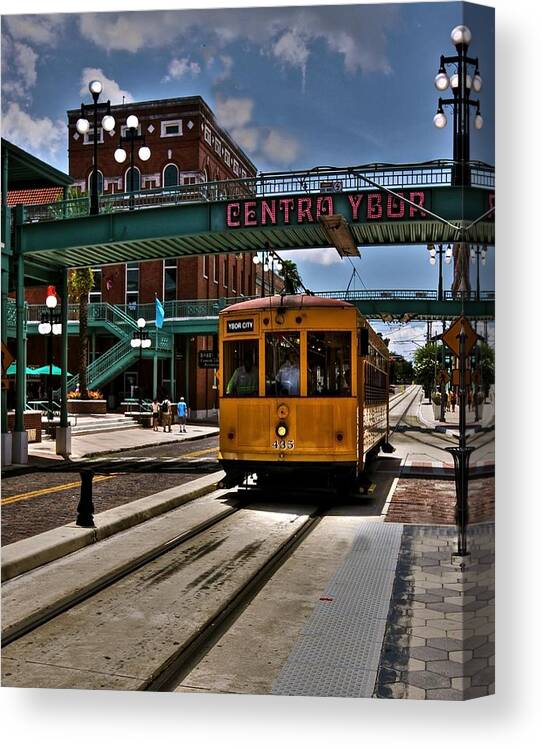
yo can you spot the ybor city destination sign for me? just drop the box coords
[225,190,431,229]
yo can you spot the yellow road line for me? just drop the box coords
[1,475,117,507]
[181,447,218,459]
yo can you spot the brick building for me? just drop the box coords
[24,96,259,418]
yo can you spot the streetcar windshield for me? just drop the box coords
[223,339,259,397]
[265,333,300,396]
[307,331,352,397]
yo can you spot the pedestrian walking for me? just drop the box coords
[467,388,473,411]
[160,396,172,432]
[151,398,160,431]
[177,397,189,433]
[450,390,457,413]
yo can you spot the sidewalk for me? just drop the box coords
[28,423,219,461]
[416,401,494,434]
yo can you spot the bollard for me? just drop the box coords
[76,469,95,527]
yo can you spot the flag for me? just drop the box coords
[155,297,165,329]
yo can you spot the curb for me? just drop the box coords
[1,470,225,582]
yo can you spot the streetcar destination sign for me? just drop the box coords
[226,319,254,333]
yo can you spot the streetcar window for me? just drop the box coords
[307,331,352,397]
[265,333,300,396]
[223,340,259,397]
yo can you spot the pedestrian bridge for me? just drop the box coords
[13,160,495,283]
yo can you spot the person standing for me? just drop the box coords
[177,397,189,433]
[161,396,172,433]
[151,398,160,431]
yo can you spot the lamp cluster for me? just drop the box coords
[130,317,152,349]
[38,289,62,336]
[252,249,283,273]
[427,242,453,266]
[76,80,115,137]
[114,115,151,165]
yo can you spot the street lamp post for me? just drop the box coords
[433,25,484,187]
[38,286,62,421]
[428,242,452,301]
[252,247,283,297]
[470,243,487,301]
[114,115,151,210]
[76,80,116,215]
[130,317,151,412]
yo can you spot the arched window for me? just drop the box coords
[163,163,179,188]
[125,166,141,193]
[88,170,103,195]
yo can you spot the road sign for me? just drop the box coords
[1,342,14,377]
[442,316,478,359]
[198,350,219,369]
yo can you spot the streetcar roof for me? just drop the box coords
[223,294,354,313]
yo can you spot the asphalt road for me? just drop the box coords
[1,435,220,546]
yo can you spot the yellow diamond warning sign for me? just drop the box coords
[442,317,478,359]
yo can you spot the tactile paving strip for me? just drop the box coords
[272,521,403,698]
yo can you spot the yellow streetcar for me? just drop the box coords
[218,294,391,493]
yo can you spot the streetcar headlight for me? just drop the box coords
[276,422,288,438]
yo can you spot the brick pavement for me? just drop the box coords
[374,523,494,700]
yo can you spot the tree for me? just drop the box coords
[413,342,441,399]
[390,354,414,384]
[278,259,303,295]
[68,267,94,398]
[477,341,495,397]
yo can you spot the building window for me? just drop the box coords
[163,163,179,188]
[89,267,102,303]
[83,127,103,145]
[125,166,141,192]
[203,255,209,279]
[164,258,177,301]
[214,138,222,155]
[126,262,139,308]
[241,168,247,178]
[233,160,240,176]
[88,170,104,195]
[223,257,228,289]
[224,150,231,166]
[204,125,212,145]
[121,123,142,137]
[213,255,218,284]
[161,120,182,137]
[232,257,237,293]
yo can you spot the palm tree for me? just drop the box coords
[278,259,303,295]
[68,268,94,398]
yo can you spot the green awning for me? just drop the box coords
[6,363,39,375]
[31,364,72,376]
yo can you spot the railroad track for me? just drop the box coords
[2,491,332,692]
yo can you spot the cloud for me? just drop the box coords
[1,102,65,159]
[280,248,341,267]
[215,96,254,129]
[79,68,133,105]
[4,15,66,46]
[261,129,299,165]
[229,127,259,153]
[272,29,309,90]
[2,39,38,98]
[79,12,182,53]
[163,57,201,82]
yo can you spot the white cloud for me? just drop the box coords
[79,68,133,105]
[261,129,299,165]
[1,37,38,99]
[229,127,259,153]
[1,102,65,159]
[14,42,38,89]
[215,96,254,130]
[79,12,181,53]
[272,29,309,89]
[164,57,201,82]
[4,15,65,46]
[281,248,341,267]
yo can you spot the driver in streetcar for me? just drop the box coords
[226,353,258,396]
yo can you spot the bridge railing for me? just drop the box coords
[20,160,495,224]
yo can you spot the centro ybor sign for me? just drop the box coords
[226,319,254,333]
[225,190,429,229]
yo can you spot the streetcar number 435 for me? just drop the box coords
[272,440,295,449]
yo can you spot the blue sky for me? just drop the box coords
[1,1,495,356]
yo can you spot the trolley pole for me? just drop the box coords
[439,319,446,422]
[446,322,474,562]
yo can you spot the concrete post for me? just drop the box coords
[1,148,12,464]
[170,335,175,401]
[56,268,71,457]
[152,353,158,400]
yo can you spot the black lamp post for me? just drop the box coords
[470,243,488,301]
[252,246,283,297]
[428,242,453,301]
[433,25,484,187]
[130,317,151,412]
[38,286,62,421]
[76,80,116,215]
[114,115,151,210]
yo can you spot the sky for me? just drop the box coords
[1,1,495,357]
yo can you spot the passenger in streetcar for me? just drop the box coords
[226,353,258,396]
[275,349,300,396]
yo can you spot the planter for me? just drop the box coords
[67,399,107,415]
[432,403,441,420]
